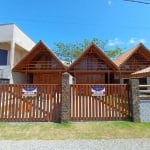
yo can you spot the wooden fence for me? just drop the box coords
[0,83,131,122]
[70,84,131,121]
[0,84,61,122]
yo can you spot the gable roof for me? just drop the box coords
[131,66,150,78]
[68,43,119,71]
[113,43,150,68]
[13,40,67,72]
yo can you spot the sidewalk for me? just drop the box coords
[0,139,150,150]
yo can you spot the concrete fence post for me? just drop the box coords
[61,72,74,122]
[129,78,140,122]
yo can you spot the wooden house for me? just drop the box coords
[68,43,119,84]
[13,41,67,84]
[114,43,150,83]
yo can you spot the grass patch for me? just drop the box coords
[0,121,150,140]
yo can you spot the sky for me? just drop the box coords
[0,0,150,51]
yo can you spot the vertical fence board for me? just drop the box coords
[0,84,61,122]
[70,84,130,121]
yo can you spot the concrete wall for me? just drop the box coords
[139,100,150,122]
[0,23,35,83]
[14,44,28,66]
[0,24,35,51]
[13,25,35,51]
[0,24,13,42]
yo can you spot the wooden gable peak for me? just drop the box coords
[113,43,150,68]
[13,40,67,72]
[68,42,118,71]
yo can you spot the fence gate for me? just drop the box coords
[70,84,131,121]
[0,84,61,122]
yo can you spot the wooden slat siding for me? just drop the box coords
[49,85,53,121]
[36,86,40,119]
[121,85,125,119]
[75,85,79,119]
[98,96,101,120]
[114,85,117,119]
[84,85,87,120]
[118,85,122,119]
[48,85,52,120]
[13,85,16,120]
[4,85,7,120]
[0,84,61,122]
[73,84,75,120]
[45,84,48,120]
[9,85,12,120]
[70,84,130,121]
[92,89,95,120]
[106,85,110,120]
[45,84,49,121]
[119,84,122,119]
[107,85,110,120]
[45,85,48,120]
[53,85,56,121]
[19,85,22,121]
[32,91,36,121]
[101,91,104,120]
[116,85,120,119]
[47,85,51,120]
[109,85,113,120]
[79,85,82,120]
[42,85,46,120]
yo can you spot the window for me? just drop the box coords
[0,78,9,84]
[0,49,8,65]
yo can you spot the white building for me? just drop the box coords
[0,23,35,83]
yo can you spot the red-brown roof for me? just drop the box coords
[131,66,150,78]
[113,43,150,67]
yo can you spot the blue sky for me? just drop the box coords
[0,0,150,50]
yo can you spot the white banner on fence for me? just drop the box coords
[91,86,105,97]
[22,87,37,97]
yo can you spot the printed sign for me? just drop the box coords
[22,87,37,97]
[91,86,105,97]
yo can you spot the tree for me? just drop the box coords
[53,38,123,63]
[104,47,123,59]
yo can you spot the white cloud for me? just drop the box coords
[108,38,123,46]
[139,38,146,44]
[129,37,136,44]
[108,0,112,5]
[128,37,146,44]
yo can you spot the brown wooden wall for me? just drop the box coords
[71,72,120,84]
[27,72,62,84]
